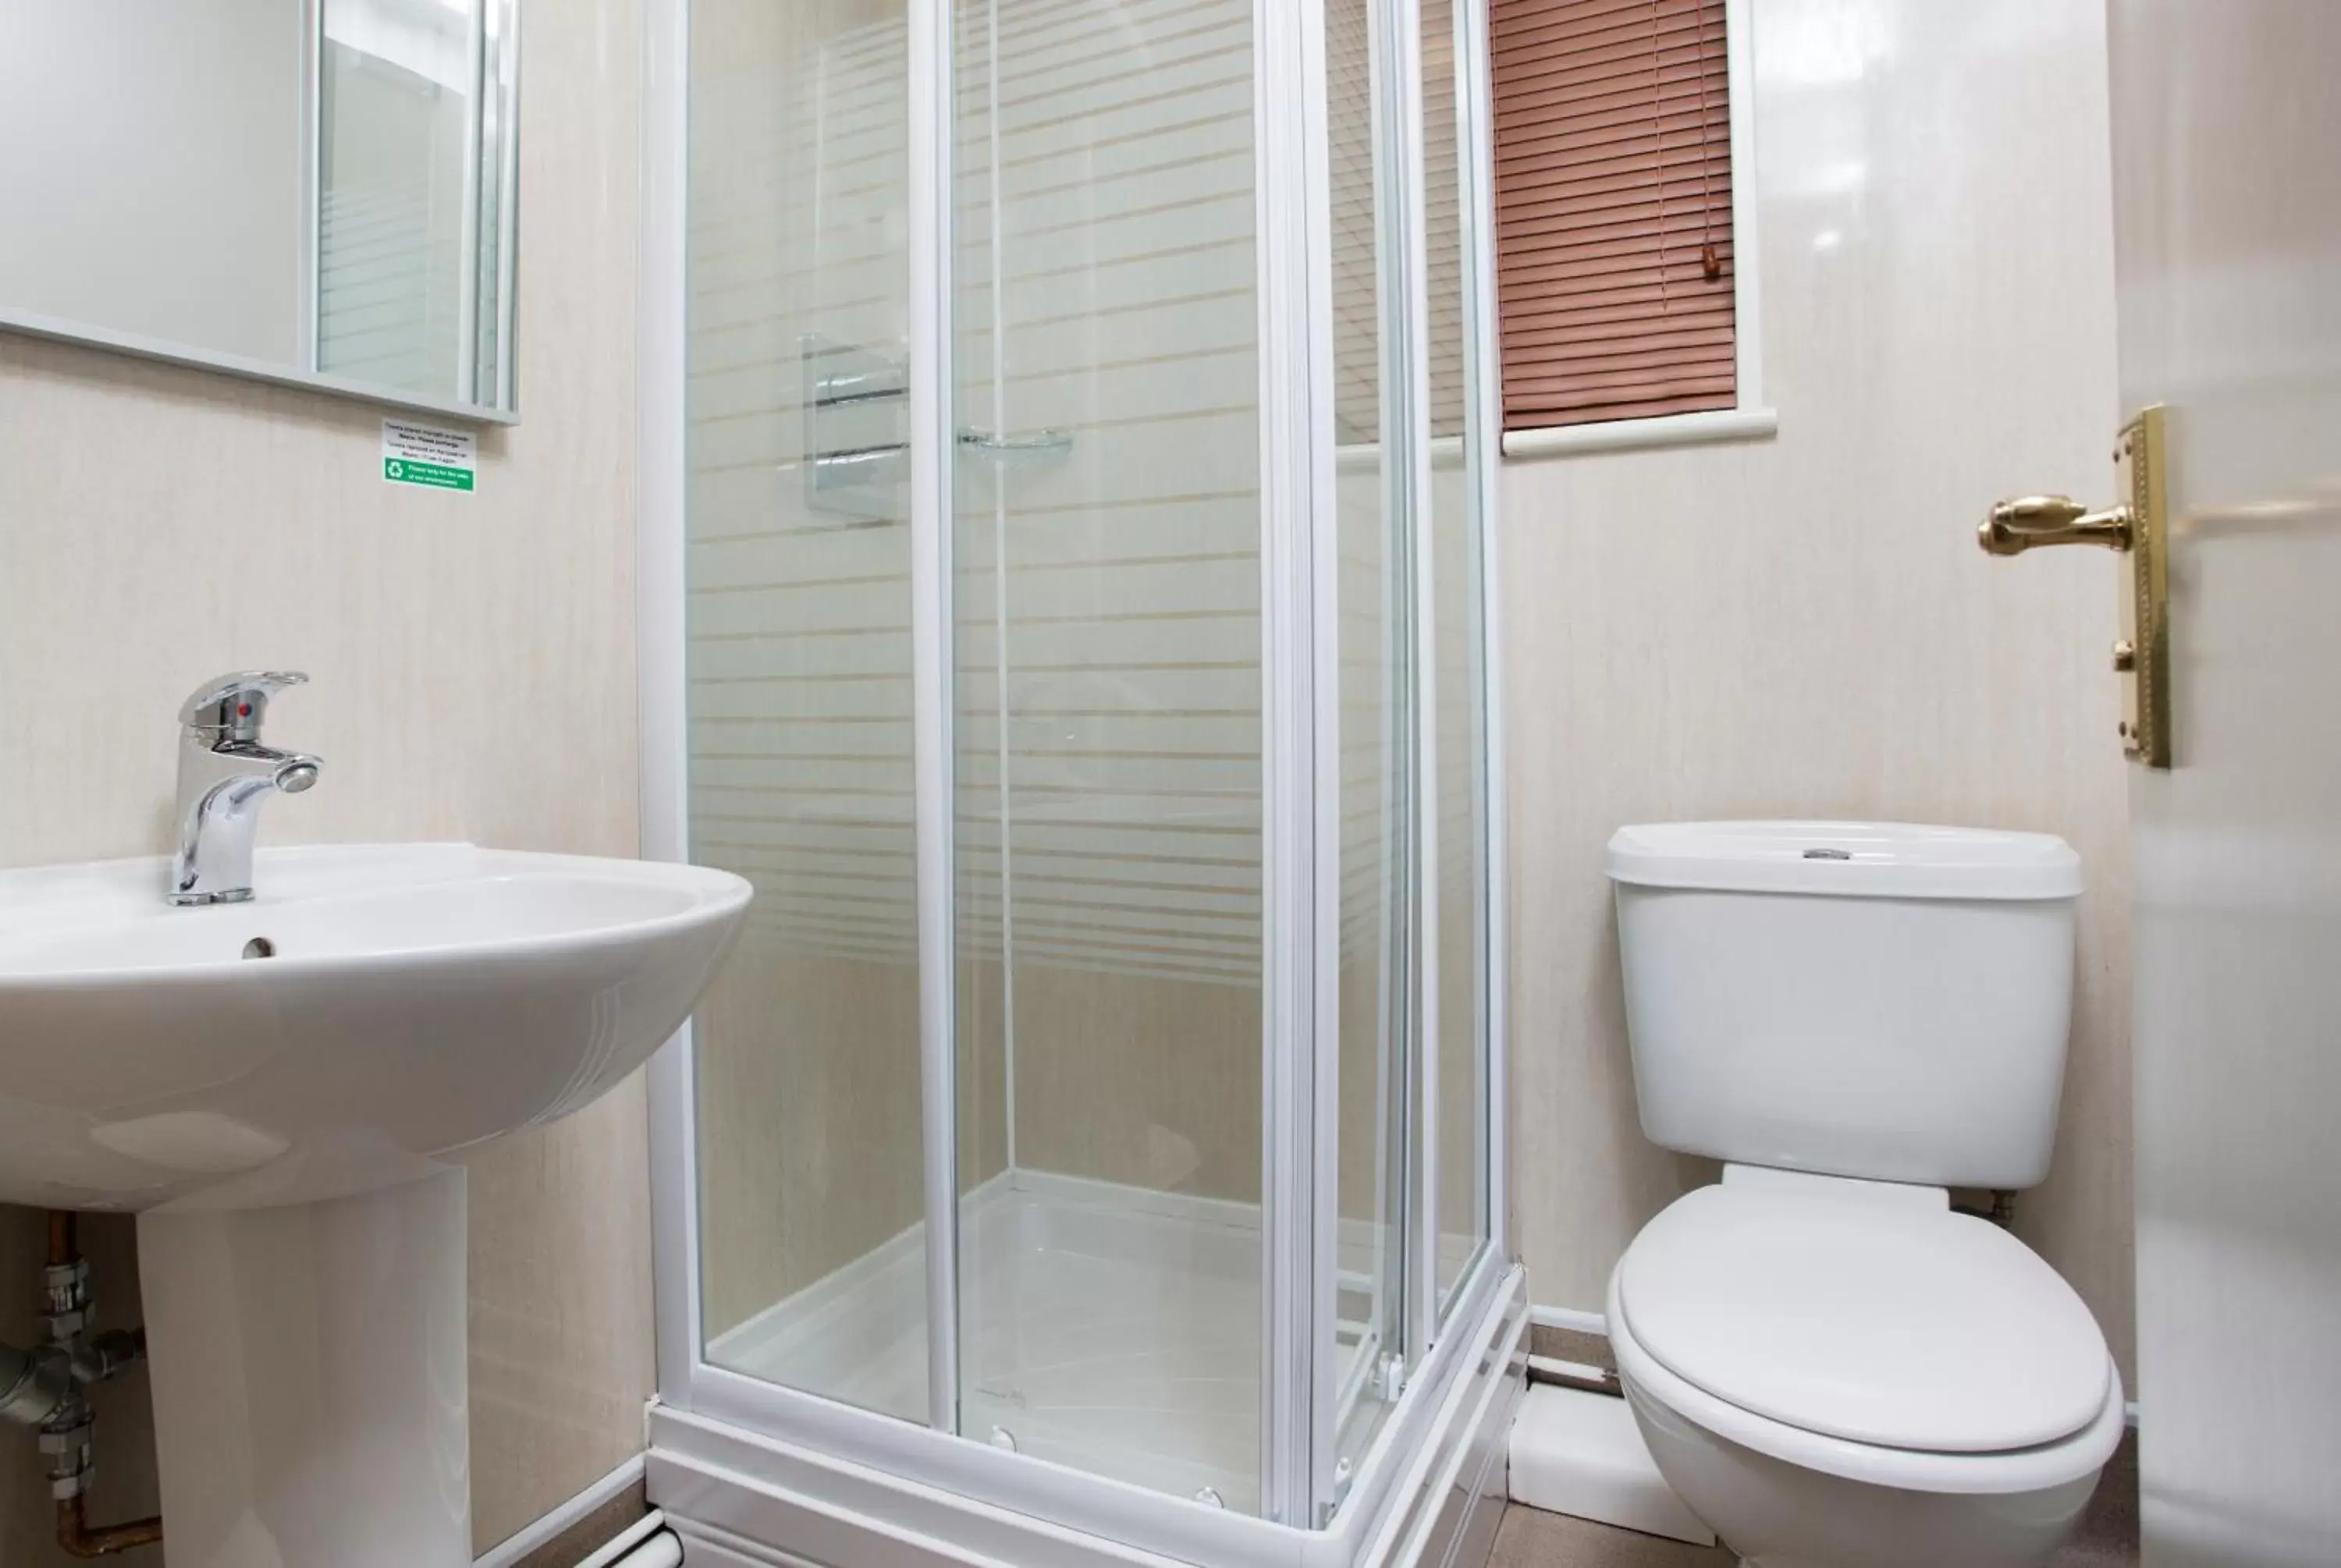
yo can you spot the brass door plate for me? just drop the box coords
[1977,405,2172,767]
[2116,406,2171,768]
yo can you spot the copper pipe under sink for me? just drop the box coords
[44,1211,162,1559]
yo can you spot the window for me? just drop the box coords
[1489,0,1767,453]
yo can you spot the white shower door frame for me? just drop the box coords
[636,0,1517,1554]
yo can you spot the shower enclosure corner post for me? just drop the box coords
[1461,0,1510,1261]
[1381,0,1444,1368]
[907,0,962,1438]
[1254,0,1339,1527]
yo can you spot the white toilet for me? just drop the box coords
[1604,821,2123,1568]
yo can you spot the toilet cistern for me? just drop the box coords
[170,669,321,905]
[1603,821,2116,1568]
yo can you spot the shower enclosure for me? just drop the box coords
[639,0,1517,1555]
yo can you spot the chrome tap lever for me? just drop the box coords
[171,671,321,906]
[179,670,310,739]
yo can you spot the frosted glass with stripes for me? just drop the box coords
[950,0,1270,1511]
[685,0,933,1425]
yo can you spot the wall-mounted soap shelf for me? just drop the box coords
[802,335,1073,523]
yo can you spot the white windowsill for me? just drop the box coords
[1333,434,1468,473]
[1501,406,1778,460]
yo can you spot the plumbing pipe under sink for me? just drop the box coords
[577,1513,683,1568]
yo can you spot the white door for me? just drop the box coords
[2106,6,2341,1563]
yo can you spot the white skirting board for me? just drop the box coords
[1527,1303,1606,1336]
[1507,1384,1714,1548]
[474,1454,649,1567]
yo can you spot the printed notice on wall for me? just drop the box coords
[381,420,477,492]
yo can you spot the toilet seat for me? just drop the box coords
[1608,1293,2124,1495]
[1615,1178,2110,1452]
[1606,1179,2126,1495]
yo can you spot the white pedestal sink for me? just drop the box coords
[0,844,750,1568]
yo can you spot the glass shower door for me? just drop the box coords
[1421,0,1490,1319]
[684,0,932,1426]
[947,0,1271,1513]
[1326,0,1419,1489]
[670,0,1497,1535]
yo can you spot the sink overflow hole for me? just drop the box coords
[242,937,277,960]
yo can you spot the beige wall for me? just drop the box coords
[697,953,961,1342]
[0,0,652,1556]
[1502,0,2137,1382]
[1010,967,1260,1201]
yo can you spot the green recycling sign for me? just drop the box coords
[382,420,477,492]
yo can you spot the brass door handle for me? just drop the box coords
[1974,408,2171,768]
[1977,495,2133,555]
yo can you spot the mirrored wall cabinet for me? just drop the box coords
[0,0,520,421]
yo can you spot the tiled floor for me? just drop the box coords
[1491,1430,2140,1567]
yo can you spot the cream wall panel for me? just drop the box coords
[1007,967,1261,1202]
[1501,0,2136,1380]
[697,952,936,1339]
[0,0,652,1552]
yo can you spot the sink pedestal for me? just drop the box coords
[137,1171,471,1568]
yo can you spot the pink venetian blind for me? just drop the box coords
[1491,0,1736,430]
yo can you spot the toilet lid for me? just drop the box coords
[1614,1185,2111,1453]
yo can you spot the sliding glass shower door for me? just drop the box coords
[1326,0,1414,1490]
[1421,0,1491,1320]
[684,0,931,1425]
[947,0,1272,1510]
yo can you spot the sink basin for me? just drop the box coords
[0,840,750,1567]
[0,842,750,1210]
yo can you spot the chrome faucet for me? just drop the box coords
[171,672,321,906]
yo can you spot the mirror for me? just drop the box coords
[0,0,520,420]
